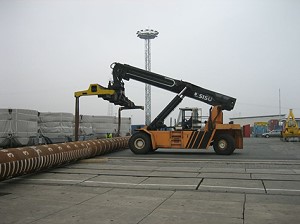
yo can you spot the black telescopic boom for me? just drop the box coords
[111,63,236,111]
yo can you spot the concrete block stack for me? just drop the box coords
[38,112,74,143]
[0,109,39,147]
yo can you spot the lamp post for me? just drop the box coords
[137,29,159,125]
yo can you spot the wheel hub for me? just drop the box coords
[134,138,145,149]
[218,139,227,150]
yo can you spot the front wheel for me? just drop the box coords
[129,132,152,154]
[213,134,235,155]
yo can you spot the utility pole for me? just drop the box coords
[279,88,281,119]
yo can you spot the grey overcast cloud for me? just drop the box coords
[0,0,299,124]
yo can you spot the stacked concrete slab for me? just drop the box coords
[38,112,74,143]
[78,115,95,140]
[92,116,117,138]
[0,108,131,148]
[93,116,131,137]
[119,117,131,136]
[0,109,39,147]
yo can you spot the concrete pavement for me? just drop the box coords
[1,138,300,223]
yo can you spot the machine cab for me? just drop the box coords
[175,108,206,130]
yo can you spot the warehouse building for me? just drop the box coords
[230,114,286,137]
[229,114,285,127]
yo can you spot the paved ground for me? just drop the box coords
[110,137,300,160]
[0,138,300,223]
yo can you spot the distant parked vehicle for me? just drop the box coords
[262,130,282,138]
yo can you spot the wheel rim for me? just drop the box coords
[218,139,227,150]
[134,138,145,149]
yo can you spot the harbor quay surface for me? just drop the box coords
[1,138,300,224]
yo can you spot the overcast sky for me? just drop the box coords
[0,0,299,124]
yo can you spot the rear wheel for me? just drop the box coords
[129,132,152,154]
[213,134,235,155]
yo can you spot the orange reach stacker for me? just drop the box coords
[84,63,243,155]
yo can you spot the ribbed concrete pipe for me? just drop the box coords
[0,137,129,182]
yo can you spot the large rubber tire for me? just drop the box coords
[213,134,235,155]
[129,132,152,154]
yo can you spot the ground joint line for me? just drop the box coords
[200,184,265,191]
[85,180,195,187]
[201,184,300,192]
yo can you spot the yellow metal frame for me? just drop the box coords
[283,109,300,138]
[74,84,116,141]
[74,84,115,98]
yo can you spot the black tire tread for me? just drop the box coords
[213,133,235,155]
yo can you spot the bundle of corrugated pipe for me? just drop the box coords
[0,137,129,182]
